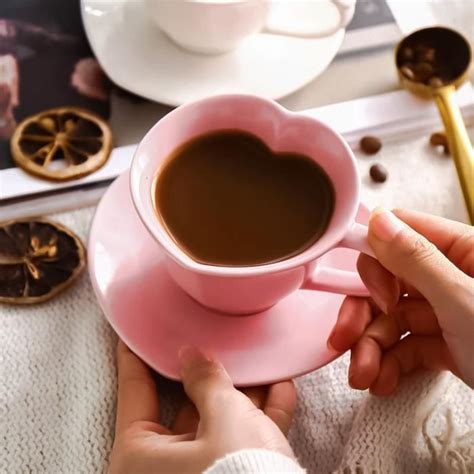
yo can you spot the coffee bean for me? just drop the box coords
[401,64,415,81]
[400,46,414,62]
[414,44,431,59]
[430,132,447,147]
[414,62,434,82]
[360,136,382,155]
[418,47,436,63]
[429,132,450,156]
[370,164,388,183]
[429,76,444,88]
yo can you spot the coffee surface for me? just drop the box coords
[155,130,335,266]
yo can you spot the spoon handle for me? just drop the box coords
[435,85,474,224]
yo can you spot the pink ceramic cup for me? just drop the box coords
[130,94,372,315]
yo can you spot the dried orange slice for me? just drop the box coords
[10,107,112,181]
[0,219,85,304]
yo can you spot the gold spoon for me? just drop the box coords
[395,26,474,223]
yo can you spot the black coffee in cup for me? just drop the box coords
[154,130,335,266]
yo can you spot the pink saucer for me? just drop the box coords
[89,172,369,386]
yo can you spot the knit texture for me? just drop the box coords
[1,135,473,473]
[205,450,305,474]
[0,211,117,473]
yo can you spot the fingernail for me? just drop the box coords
[327,330,341,352]
[369,207,403,242]
[178,346,210,369]
[327,335,336,351]
[348,369,356,388]
[367,287,389,315]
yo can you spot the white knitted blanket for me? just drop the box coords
[1,135,473,473]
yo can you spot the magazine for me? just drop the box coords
[0,0,111,170]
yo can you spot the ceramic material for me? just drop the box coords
[130,94,371,314]
[80,0,345,105]
[89,171,370,386]
[146,0,355,54]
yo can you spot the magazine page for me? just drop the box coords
[0,0,111,172]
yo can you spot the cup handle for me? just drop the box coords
[302,222,374,297]
[263,0,355,39]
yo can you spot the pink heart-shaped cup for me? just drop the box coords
[130,94,371,314]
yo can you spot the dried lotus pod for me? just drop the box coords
[10,107,112,181]
[0,219,85,304]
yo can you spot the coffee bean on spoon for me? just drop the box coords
[369,163,388,183]
[414,44,434,61]
[360,136,382,155]
[414,62,434,82]
[401,64,416,81]
[418,47,435,63]
[400,46,414,62]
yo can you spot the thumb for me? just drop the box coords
[368,208,470,315]
[179,347,249,430]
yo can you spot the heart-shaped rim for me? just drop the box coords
[130,94,360,277]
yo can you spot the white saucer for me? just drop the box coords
[81,0,345,106]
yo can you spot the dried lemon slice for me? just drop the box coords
[0,219,85,304]
[10,107,112,181]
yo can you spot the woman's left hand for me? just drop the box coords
[109,341,297,474]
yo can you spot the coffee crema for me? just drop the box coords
[154,130,335,266]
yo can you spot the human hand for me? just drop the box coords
[328,208,474,395]
[109,341,296,474]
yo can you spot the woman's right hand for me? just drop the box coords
[329,208,474,394]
